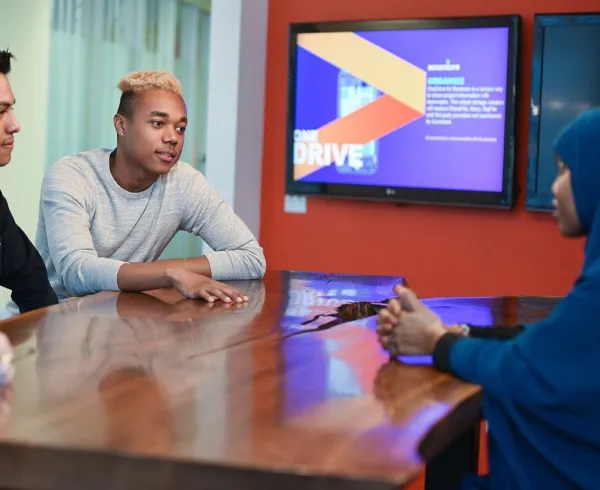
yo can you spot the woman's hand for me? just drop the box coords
[376,284,447,356]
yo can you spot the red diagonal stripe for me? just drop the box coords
[294,95,424,180]
[320,94,423,144]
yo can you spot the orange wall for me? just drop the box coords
[260,0,597,299]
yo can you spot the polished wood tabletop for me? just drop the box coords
[0,271,559,490]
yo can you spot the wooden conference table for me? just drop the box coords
[0,271,558,490]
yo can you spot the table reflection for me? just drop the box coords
[35,281,266,400]
[31,281,266,456]
[281,271,405,333]
[99,366,174,454]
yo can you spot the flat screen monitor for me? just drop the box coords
[285,16,521,208]
[526,13,600,211]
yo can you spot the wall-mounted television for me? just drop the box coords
[526,13,600,211]
[285,15,521,209]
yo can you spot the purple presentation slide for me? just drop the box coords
[292,27,510,192]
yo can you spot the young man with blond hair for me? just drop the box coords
[33,70,265,306]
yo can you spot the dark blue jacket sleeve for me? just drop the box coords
[468,324,525,339]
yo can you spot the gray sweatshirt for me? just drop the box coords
[33,148,265,302]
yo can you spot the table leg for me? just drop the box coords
[424,422,480,490]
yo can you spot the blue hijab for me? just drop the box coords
[554,107,600,267]
[452,107,600,490]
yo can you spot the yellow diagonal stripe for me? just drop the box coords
[298,32,427,113]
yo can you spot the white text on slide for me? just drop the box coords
[293,129,365,169]
[425,86,505,126]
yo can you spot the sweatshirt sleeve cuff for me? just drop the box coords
[433,332,465,374]
[203,251,234,281]
[91,258,125,292]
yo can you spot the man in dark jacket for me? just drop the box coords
[0,49,57,313]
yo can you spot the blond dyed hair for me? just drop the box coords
[117,70,182,96]
[116,70,184,118]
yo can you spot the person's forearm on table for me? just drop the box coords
[117,256,212,292]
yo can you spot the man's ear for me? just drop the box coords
[113,113,126,136]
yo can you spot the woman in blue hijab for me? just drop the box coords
[377,107,600,489]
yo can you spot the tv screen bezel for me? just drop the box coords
[285,15,521,209]
[526,12,600,212]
